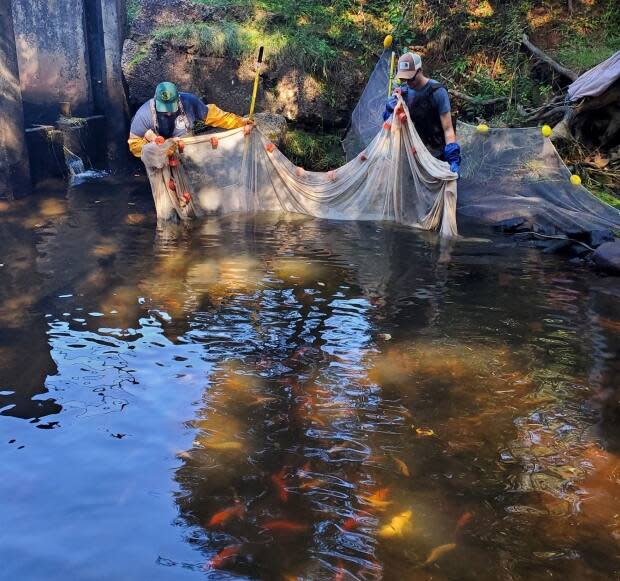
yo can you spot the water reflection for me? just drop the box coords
[0,181,619,580]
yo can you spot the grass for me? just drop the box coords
[553,0,620,72]
[282,129,345,171]
[127,0,140,25]
[153,21,343,78]
[149,0,393,81]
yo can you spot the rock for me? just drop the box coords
[542,239,572,254]
[592,241,620,274]
[492,217,528,233]
[254,112,287,145]
[566,229,615,248]
[589,230,615,248]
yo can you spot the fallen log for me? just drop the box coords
[521,34,578,81]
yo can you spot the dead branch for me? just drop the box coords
[448,89,508,106]
[521,34,578,81]
[525,104,571,123]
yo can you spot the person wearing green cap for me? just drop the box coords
[128,82,250,157]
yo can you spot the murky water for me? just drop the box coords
[1,177,619,580]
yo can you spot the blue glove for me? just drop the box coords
[443,142,461,175]
[383,95,398,121]
[383,86,409,121]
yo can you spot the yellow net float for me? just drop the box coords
[384,35,393,49]
[477,124,489,133]
[541,124,552,137]
[570,174,582,186]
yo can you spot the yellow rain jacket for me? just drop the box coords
[128,96,247,158]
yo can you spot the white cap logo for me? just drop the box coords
[399,61,411,70]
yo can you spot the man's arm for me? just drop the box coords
[128,103,158,158]
[204,104,248,130]
[439,111,456,145]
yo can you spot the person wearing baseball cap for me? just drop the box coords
[128,82,251,157]
[384,52,461,175]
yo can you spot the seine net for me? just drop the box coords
[141,97,459,236]
[141,50,619,236]
[344,51,620,234]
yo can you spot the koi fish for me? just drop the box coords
[299,478,324,491]
[455,511,473,532]
[206,544,242,569]
[342,516,360,531]
[391,456,410,477]
[378,510,412,538]
[362,487,392,509]
[262,520,309,533]
[424,543,457,565]
[208,504,245,527]
[415,427,435,437]
[271,468,289,502]
[202,440,243,451]
[334,560,345,581]
[309,414,326,426]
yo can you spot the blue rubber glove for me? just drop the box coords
[443,142,461,175]
[383,95,398,121]
[383,86,409,121]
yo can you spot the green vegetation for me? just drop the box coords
[282,129,345,171]
[151,0,392,79]
[127,0,140,26]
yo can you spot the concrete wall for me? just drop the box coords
[11,0,94,125]
[0,2,31,199]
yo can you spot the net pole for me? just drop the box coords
[249,46,265,121]
[387,51,396,96]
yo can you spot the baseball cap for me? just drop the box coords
[395,53,422,80]
[155,82,179,113]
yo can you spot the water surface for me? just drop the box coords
[1,177,619,580]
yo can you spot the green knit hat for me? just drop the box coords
[154,82,179,113]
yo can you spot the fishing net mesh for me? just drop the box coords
[344,51,620,234]
[142,98,459,236]
[141,50,619,235]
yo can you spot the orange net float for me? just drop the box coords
[243,124,253,136]
[398,112,407,124]
[327,170,336,182]
[168,178,177,192]
[295,167,304,177]
[411,146,417,155]
[155,136,165,145]
[360,153,368,161]
[169,158,178,167]
[177,140,185,153]
[210,137,219,149]
[265,142,276,153]
[383,121,392,131]
[183,192,192,202]
[395,104,404,115]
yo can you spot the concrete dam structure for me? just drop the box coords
[0,0,128,199]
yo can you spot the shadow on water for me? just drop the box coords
[0,178,619,580]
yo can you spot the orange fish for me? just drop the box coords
[455,511,473,531]
[206,544,241,569]
[262,520,309,533]
[299,478,324,491]
[208,504,245,527]
[363,487,391,509]
[271,468,289,502]
[342,517,360,531]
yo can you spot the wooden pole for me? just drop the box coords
[249,46,264,121]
